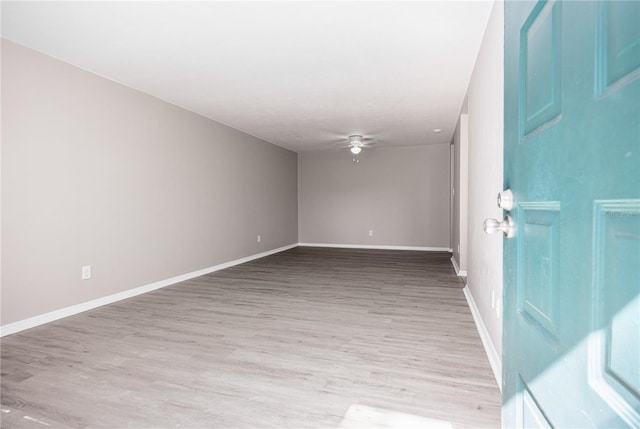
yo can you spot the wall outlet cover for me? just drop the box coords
[82,265,92,280]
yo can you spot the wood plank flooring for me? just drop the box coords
[1,247,501,428]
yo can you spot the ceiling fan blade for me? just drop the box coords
[324,134,381,151]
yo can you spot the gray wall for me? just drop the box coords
[1,40,298,326]
[466,1,504,367]
[298,145,450,248]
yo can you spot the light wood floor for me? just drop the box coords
[1,247,501,428]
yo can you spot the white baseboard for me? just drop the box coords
[0,244,298,337]
[298,243,451,252]
[463,285,502,391]
[450,256,467,276]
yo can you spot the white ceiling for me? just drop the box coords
[1,1,493,152]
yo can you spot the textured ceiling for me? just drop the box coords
[1,1,494,152]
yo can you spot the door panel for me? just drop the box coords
[518,201,560,342]
[503,1,640,427]
[590,200,640,422]
[520,0,562,137]
[597,1,640,90]
[518,375,553,428]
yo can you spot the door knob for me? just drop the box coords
[497,189,514,210]
[484,215,516,238]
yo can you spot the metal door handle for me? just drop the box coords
[484,215,516,238]
[497,189,514,210]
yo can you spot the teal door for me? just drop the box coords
[503,1,639,427]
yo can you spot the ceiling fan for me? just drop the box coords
[340,135,376,155]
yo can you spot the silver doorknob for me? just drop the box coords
[497,189,514,210]
[484,215,516,238]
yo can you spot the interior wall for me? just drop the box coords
[451,113,469,274]
[298,145,451,249]
[1,40,298,326]
[466,2,504,362]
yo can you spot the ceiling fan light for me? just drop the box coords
[349,135,363,144]
[350,146,362,155]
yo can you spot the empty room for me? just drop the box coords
[1,1,638,428]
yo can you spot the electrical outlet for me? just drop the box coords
[82,265,92,280]
[369,230,374,237]
[257,235,261,243]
